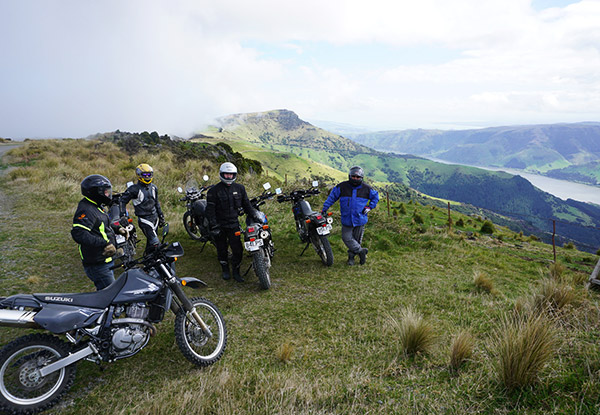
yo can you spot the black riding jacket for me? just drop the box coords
[119,181,164,219]
[206,182,256,230]
[71,197,117,266]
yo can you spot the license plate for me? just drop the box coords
[244,239,264,251]
[316,225,331,235]
[116,235,126,244]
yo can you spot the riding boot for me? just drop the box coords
[347,252,355,266]
[232,265,244,282]
[358,248,368,265]
[220,262,231,280]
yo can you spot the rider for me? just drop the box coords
[205,162,258,282]
[119,163,166,255]
[71,174,119,290]
[321,166,379,265]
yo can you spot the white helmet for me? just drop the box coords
[219,162,238,185]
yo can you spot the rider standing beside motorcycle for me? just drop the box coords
[321,166,379,266]
[206,162,258,282]
[119,163,166,255]
[71,174,119,290]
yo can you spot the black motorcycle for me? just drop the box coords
[238,183,275,290]
[108,181,138,263]
[276,181,334,266]
[177,176,214,249]
[0,225,226,415]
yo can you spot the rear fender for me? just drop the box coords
[179,277,207,289]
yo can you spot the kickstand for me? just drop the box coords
[199,242,207,253]
[300,242,311,257]
[243,263,253,276]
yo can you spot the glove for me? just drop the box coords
[362,207,371,214]
[116,248,124,257]
[117,227,129,239]
[321,209,327,215]
[209,226,221,238]
[158,216,166,227]
[102,243,116,257]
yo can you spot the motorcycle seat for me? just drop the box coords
[33,276,127,309]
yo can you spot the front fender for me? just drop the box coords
[179,277,207,289]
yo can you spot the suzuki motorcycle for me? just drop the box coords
[177,175,214,249]
[238,183,275,290]
[0,225,227,414]
[108,181,138,263]
[276,181,334,266]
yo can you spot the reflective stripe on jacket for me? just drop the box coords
[71,197,116,265]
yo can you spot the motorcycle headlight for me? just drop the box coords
[260,230,269,239]
[326,217,333,224]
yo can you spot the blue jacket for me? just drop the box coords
[322,181,379,227]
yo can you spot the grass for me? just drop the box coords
[1,139,600,414]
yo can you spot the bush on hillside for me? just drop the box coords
[480,220,495,234]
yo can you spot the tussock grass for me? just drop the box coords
[491,313,559,390]
[473,270,496,295]
[534,278,577,312]
[449,330,475,372]
[276,342,295,364]
[389,307,436,356]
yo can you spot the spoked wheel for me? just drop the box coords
[0,334,76,415]
[310,233,334,266]
[174,298,227,367]
[183,211,203,241]
[252,248,271,290]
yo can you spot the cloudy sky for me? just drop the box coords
[1,0,599,139]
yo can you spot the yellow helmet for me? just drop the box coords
[136,163,153,184]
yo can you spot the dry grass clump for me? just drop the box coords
[473,270,496,295]
[276,342,295,364]
[390,307,436,356]
[491,312,559,390]
[548,261,566,281]
[535,278,577,312]
[449,331,475,372]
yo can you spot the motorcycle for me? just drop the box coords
[0,224,227,414]
[108,181,138,263]
[276,181,334,266]
[237,183,275,290]
[177,175,214,250]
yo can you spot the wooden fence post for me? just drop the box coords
[552,220,557,263]
[447,202,452,230]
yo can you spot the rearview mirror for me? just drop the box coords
[275,188,282,195]
[203,175,209,181]
[312,180,319,187]
[263,182,271,190]
[177,187,183,193]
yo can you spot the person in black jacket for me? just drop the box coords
[72,174,119,290]
[119,163,166,255]
[206,162,258,282]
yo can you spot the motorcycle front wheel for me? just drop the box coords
[183,211,203,241]
[252,248,271,290]
[0,334,76,415]
[174,298,227,367]
[310,232,334,267]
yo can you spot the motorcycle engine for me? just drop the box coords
[110,304,151,358]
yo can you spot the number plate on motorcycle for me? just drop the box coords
[244,239,264,251]
[316,224,331,235]
[116,235,126,244]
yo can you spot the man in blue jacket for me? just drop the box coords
[321,166,379,265]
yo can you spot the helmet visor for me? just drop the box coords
[140,172,153,178]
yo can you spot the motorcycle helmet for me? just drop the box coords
[219,162,238,185]
[136,163,153,184]
[348,166,364,186]
[81,174,113,206]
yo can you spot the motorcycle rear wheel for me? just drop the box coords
[0,334,76,415]
[311,233,334,267]
[174,298,227,367]
[183,211,204,241]
[252,248,271,290]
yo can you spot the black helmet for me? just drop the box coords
[348,166,364,186]
[81,174,113,206]
[219,162,238,185]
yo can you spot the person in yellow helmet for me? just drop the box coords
[119,164,166,254]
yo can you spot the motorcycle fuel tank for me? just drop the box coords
[113,269,163,304]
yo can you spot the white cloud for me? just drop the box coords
[0,0,598,138]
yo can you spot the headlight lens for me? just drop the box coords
[260,230,270,239]
[326,217,333,224]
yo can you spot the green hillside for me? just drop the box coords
[196,111,600,252]
[1,139,600,414]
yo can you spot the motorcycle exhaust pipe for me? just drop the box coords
[0,309,40,328]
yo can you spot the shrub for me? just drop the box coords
[398,203,407,215]
[412,212,424,224]
[491,313,558,390]
[391,307,436,356]
[528,234,539,242]
[480,220,495,234]
[455,218,465,227]
[450,331,475,372]
[473,270,496,294]
[563,241,576,250]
